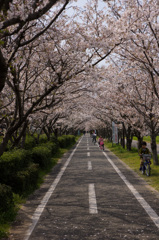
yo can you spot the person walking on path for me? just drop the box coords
[92,131,97,144]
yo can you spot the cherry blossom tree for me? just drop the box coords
[1,0,158,166]
[0,2,115,155]
[0,0,72,92]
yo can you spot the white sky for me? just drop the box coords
[66,0,107,16]
[70,0,106,8]
[64,0,108,67]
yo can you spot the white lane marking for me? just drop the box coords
[87,152,90,157]
[103,151,159,229]
[87,147,89,150]
[89,184,98,214]
[88,161,92,170]
[24,137,83,240]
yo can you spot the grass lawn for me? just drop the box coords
[104,141,159,192]
[133,136,159,144]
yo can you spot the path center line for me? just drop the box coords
[24,137,83,240]
[87,152,90,157]
[89,184,98,214]
[103,151,159,229]
[88,161,92,170]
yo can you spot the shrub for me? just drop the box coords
[0,184,14,214]
[58,135,76,148]
[50,134,57,142]
[66,135,76,145]
[13,163,39,194]
[0,149,32,185]
[31,145,52,169]
[24,135,36,150]
[42,141,58,155]
[57,136,66,148]
[39,134,48,144]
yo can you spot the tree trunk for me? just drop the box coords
[43,127,50,141]
[126,126,132,151]
[54,128,58,139]
[133,130,143,150]
[150,134,158,165]
[21,128,27,148]
[137,136,143,150]
[126,138,132,151]
[0,131,11,156]
[122,122,125,149]
[0,50,7,92]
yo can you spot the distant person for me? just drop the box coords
[98,136,104,150]
[92,131,96,143]
[139,141,151,170]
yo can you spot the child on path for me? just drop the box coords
[139,141,151,170]
[98,136,104,150]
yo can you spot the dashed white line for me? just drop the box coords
[88,161,92,170]
[87,147,89,150]
[103,151,159,229]
[87,152,90,157]
[89,184,98,214]
[24,137,83,240]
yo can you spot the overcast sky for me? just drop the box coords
[66,0,107,16]
[65,0,108,67]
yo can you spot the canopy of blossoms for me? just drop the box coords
[0,0,158,163]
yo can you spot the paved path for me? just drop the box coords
[10,135,159,240]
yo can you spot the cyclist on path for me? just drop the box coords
[139,141,151,170]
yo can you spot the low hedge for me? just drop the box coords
[41,141,58,155]
[31,145,52,169]
[0,149,32,185]
[0,184,14,214]
[0,135,75,189]
[39,134,48,144]
[58,135,75,148]
[24,135,36,150]
[13,163,39,194]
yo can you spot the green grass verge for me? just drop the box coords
[133,136,159,144]
[0,224,9,239]
[104,141,159,192]
[0,194,24,239]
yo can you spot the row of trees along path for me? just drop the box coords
[0,0,159,165]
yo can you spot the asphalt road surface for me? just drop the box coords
[10,135,159,240]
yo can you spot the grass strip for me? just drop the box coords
[104,141,159,192]
[133,136,159,144]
